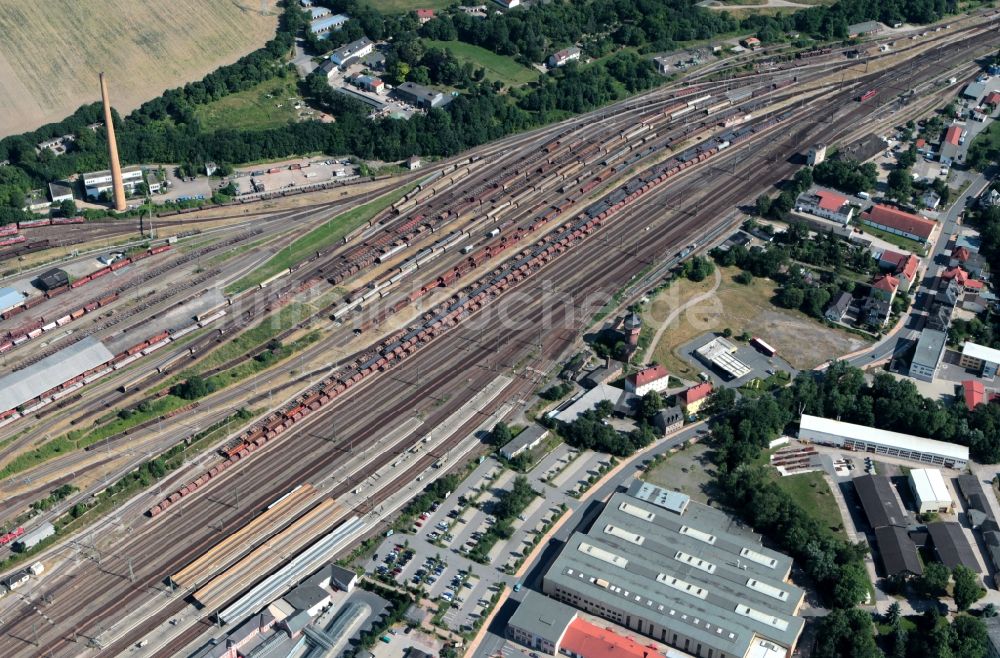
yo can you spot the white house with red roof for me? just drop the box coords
[862,204,937,245]
[415,8,435,23]
[796,189,854,224]
[624,364,670,396]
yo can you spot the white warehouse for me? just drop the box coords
[908,468,953,514]
[798,414,968,469]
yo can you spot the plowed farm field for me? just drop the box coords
[0,0,277,137]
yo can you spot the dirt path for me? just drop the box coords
[642,267,722,363]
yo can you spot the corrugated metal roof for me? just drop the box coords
[910,468,951,506]
[0,287,23,311]
[0,336,113,412]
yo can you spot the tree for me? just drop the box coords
[488,422,513,447]
[638,391,664,420]
[58,198,77,217]
[884,601,901,627]
[919,561,951,598]
[886,168,913,200]
[755,194,772,217]
[982,602,997,618]
[952,565,985,611]
[778,286,805,309]
[812,608,881,658]
[734,270,753,285]
[951,614,988,658]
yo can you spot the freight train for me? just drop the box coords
[146,107,798,518]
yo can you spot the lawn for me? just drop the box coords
[855,222,928,255]
[195,77,303,132]
[361,0,455,12]
[644,266,871,376]
[771,470,848,541]
[423,40,539,86]
[226,183,416,293]
[971,118,1000,152]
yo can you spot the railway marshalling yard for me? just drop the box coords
[0,14,997,658]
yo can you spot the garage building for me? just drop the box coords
[908,468,953,514]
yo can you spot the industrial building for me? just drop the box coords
[847,20,882,37]
[507,590,577,654]
[554,384,624,423]
[796,190,853,224]
[624,364,670,396]
[956,475,1000,577]
[908,469,953,514]
[908,329,948,382]
[959,342,1000,379]
[82,164,143,200]
[395,81,451,109]
[0,337,114,416]
[940,124,964,163]
[798,414,969,468]
[0,287,23,314]
[861,205,936,245]
[695,337,751,380]
[48,181,74,203]
[540,481,805,658]
[14,522,55,551]
[926,522,980,572]
[501,424,549,460]
[310,12,349,34]
[330,37,373,66]
[853,475,922,577]
[806,143,826,166]
[37,268,69,291]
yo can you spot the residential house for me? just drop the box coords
[741,37,761,49]
[825,291,853,322]
[415,8,435,23]
[865,274,898,328]
[923,190,941,210]
[950,246,988,280]
[624,364,669,396]
[548,47,581,68]
[679,382,713,416]
[796,189,854,224]
[652,406,684,435]
[861,204,936,245]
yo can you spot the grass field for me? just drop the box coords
[772,470,848,541]
[226,183,416,293]
[195,78,302,132]
[0,0,278,137]
[423,40,539,87]
[361,0,455,12]
[643,266,870,376]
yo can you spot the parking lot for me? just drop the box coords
[361,440,615,634]
[678,332,798,389]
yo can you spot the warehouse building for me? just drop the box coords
[853,474,908,529]
[959,342,1000,379]
[909,468,953,514]
[501,424,549,460]
[14,522,55,551]
[37,268,69,291]
[797,414,969,468]
[926,522,980,572]
[554,383,624,423]
[0,337,114,415]
[0,287,23,313]
[48,181,74,203]
[940,124,964,163]
[847,20,882,37]
[874,526,923,577]
[395,81,451,109]
[541,481,805,658]
[695,336,751,380]
[908,329,948,382]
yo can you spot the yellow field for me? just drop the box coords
[0,0,278,137]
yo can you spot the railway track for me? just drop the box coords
[0,22,995,656]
